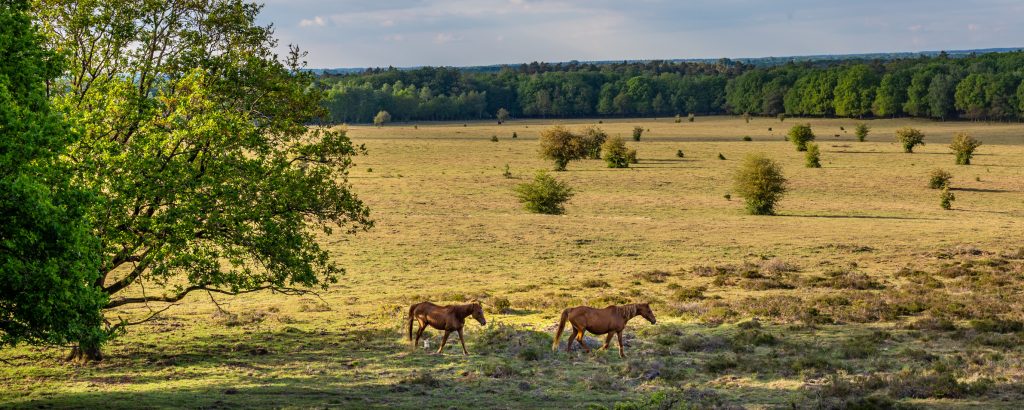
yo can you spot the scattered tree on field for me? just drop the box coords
[514,171,574,214]
[787,124,815,151]
[949,132,981,165]
[895,127,925,153]
[632,126,644,141]
[601,136,630,168]
[581,126,608,159]
[374,110,391,126]
[805,143,822,168]
[539,126,587,171]
[496,108,510,124]
[928,169,952,189]
[732,154,787,215]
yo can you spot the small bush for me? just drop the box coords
[940,187,955,210]
[717,153,726,160]
[672,286,707,301]
[490,135,498,142]
[626,148,638,164]
[854,123,869,142]
[373,110,391,127]
[723,193,731,200]
[805,143,821,168]
[675,149,684,158]
[486,297,512,314]
[928,169,952,189]
[632,126,643,141]
[539,126,587,171]
[742,112,751,123]
[512,131,518,139]
[514,171,574,214]
[895,127,925,153]
[581,279,611,288]
[950,132,981,165]
[601,136,630,168]
[787,124,815,151]
[732,154,787,215]
[674,114,682,123]
[502,164,512,178]
[581,126,608,159]
[635,270,670,283]
[742,136,752,141]
[688,113,695,122]
[778,113,785,122]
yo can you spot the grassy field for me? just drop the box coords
[2,116,1024,409]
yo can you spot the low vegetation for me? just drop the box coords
[895,127,925,153]
[950,132,981,165]
[787,123,815,151]
[732,154,787,215]
[514,171,574,214]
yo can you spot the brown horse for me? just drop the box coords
[552,303,656,358]
[408,301,487,355]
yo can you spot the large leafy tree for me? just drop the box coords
[0,0,106,352]
[35,0,372,360]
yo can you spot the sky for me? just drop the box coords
[256,0,1024,68]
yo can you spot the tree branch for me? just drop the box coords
[104,284,312,309]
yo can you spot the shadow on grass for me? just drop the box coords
[778,213,941,221]
[951,187,1014,193]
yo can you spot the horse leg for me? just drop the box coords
[601,333,613,350]
[436,330,451,354]
[457,329,468,355]
[413,321,427,349]
[566,326,580,353]
[575,328,590,353]
[616,331,625,358]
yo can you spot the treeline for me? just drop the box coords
[319,52,1024,123]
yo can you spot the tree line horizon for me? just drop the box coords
[319,51,1024,123]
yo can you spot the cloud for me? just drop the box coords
[298,16,326,28]
[258,0,1024,67]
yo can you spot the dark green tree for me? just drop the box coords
[0,0,106,355]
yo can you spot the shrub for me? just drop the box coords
[949,132,981,165]
[490,135,498,142]
[778,113,785,122]
[732,154,787,215]
[672,286,707,301]
[674,114,682,123]
[854,123,869,142]
[373,110,391,126]
[626,148,638,164]
[512,131,518,139]
[742,136,752,141]
[538,126,586,171]
[742,112,751,123]
[787,124,815,151]
[581,279,610,288]
[580,126,608,159]
[632,126,643,141]
[940,187,955,210]
[688,113,695,122]
[502,164,512,178]
[928,169,952,189]
[486,297,512,314]
[495,107,510,123]
[676,149,685,158]
[895,127,925,153]
[601,136,630,168]
[514,171,574,214]
[805,143,821,168]
[717,153,726,160]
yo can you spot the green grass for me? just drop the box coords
[2,116,1024,408]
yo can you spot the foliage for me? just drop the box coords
[895,127,925,153]
[949,132,981,165]
[855,123,870,142]
[632,126,643,141]
[940,187,955,210]
[496,107,510,123]
[928,169,952,189]
[581,126,608,159]
[514,171,574,214]
[627,148,638,164]
[374,110,391,126]
[538,126,587,171]
[805,143,822,168]
[676,149,685,158]
[787,124,816,151]
[36,0,373,359]
[601,136,631,168]
[0,0,107,353]
[732,154,787,215]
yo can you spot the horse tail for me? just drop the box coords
[408,304,417,341]
[552,308,570,351]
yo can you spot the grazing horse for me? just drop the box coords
[408,301,487,355]
[552,303,656,358]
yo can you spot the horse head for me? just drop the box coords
[638,303,657,325]
[469,299,487,325]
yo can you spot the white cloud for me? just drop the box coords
[299,16,326,27]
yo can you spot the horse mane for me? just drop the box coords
[453,302,480,317]
[617,304,638,319]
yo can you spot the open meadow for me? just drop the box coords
[3,116,1024,409]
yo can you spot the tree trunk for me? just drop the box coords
[65,340,103,363]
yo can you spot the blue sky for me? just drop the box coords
[256,0,1024,68]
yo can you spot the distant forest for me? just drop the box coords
[318,51,1024,123]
